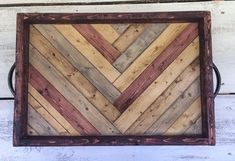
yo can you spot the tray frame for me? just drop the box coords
[14,11,215,146]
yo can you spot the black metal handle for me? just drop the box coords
[7,62,221,98]
[213,63,221,97]
[8,62,15,96]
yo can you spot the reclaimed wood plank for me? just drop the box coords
[125,59,200,134]
[27,125,39,136]
[32,25,121,120]
[165,97,202,135]
[54,24,120,82]
[91,24,120,43]
[113,23,189,92]
[28,94,69,135]
[185,117,202,135]
[29,64,100,135]
[113,23,168,72]
[114,37,199,133]
[145,79,201,135]
[114,23,198,112]
[33,24,120,103]
[29,47,121,135]
[111,24,129,35]
[73,24,121,63]
[28,105,58,136]
[112,24,147,52]
[28,84,80,135]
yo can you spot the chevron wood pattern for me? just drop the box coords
[27,22,202,136]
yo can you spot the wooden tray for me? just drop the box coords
[13,12,216,146]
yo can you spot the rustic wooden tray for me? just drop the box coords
[13,12,217,146]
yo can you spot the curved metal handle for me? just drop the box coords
[8,62,15,96]
[213,63,221,97]
[7,62,221,98]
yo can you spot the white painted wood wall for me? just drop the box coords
[0,1,235,160]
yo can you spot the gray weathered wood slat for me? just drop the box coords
[113,23,168,72]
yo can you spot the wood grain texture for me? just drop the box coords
[113,24,147,52]
[29,64,100,135]
[73,24,121,63]
[28,105,58,136]
[27,125,39,136]
[33,24,121,103]
[28,84,80,135]
[114,37,200,133]
[145,78,201,135]
[165,97,202,135]
[29,46,121,135]
[185,117,202,135]
[32,25,121,121]
[113,23,168,72]
[28,94,69,135]
[111,24,129,34]
[54,24,121,82]
[113,23,189,92]
[125,59,200,134]
[114,23,198,112]
[91,24,120,43]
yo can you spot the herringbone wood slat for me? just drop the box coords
[27,22,202,136]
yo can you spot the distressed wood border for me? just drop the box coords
[14,12,215,146]
[0,1,212,8]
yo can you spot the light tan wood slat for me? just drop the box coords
[125,59,200,135]
[145,79,201,135]
[114,37,199,133]
[54,24,120,82]
[112,24,147,53]
[29,45,121,135]
[113,23,189,92]
[28,85,80,135]
[28,105,58,136]
[113,23,168,73]
[184,117,202,135]
[27,125,39,136]
[32,25,120,121]
[91,24,120,43]
[28,94,69,135]
[164,97,202,135]
[28,84,80,135]
[111,24,130,35]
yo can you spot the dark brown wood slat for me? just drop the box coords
[114,23,199,112]
[28,64,100,135]
[73,24,121,63]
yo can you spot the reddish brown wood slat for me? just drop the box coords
[114,23,199,112]
[73,24,121,63]
[28,64,100,135]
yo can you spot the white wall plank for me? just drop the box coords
[0,1,235,97]
[0,0,141,5]
[0,96,235,161]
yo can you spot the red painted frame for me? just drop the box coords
[13,12,215,146]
